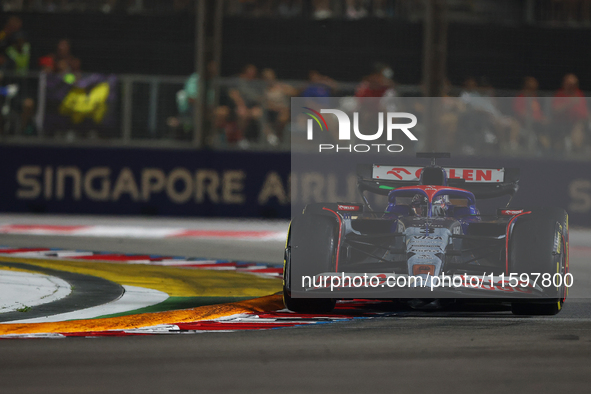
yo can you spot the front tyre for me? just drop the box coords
[509,208,568,316]
[283,214,337,314]
[283,291,336,314]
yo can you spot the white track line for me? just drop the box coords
[1,285,169,324]
[0,224,287,241]
[0,270,71,313]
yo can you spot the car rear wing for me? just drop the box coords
[356,163,520,199]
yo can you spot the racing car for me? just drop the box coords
[283,153,569,316]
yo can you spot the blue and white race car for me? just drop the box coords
[284,153,570,316]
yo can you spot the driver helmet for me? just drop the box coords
[410,194,428,216]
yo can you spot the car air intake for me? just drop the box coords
[421,167,446,186]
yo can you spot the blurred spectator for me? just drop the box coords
[458,77,520,153]
[355,62,395,98]
[17,96,37,136]
[174,72,200,138]
[5,31,30,76]
[0,16,23,71]
[346,0,368,19]
[312,0,333,19]
[513,76,551,150]
[225,64,264,146]
[278,0,302,17]
[301,70,336,98]
[357,61,399,145]
[583,0,591,25]
[39,39,81,74]
[1,1,21,11]
[0,74,19,135]
[100,0,120,13]
[172,0,192,12]
[0,15,35,139]
[457,77,493,154]
[353,62,400,144]
[478,76,521,150]
[55,38,81,72]
[551,0,578,24]
[42,1,59,12]
[298,69,338,142]
[552,73,589,152]
[261,68,297,145]
[257,0,277,17]
[513,77,545,121]
[173,60,218,140]
[438,79,464,151]
[372,0,391,18]
[225,0,241,16]
[226,0,259,17]
[548,0,591,25]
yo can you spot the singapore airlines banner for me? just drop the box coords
[0,146,291,218]
[0,145,591,226]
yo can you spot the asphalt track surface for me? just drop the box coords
[1,215,590,393]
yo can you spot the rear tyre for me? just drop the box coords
[283,293,336,314]
[283,213,337,314]
[511,301,561,316]
[509,208,568,316]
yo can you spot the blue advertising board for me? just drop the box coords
[0,145,291,218]
[1,145,590,227]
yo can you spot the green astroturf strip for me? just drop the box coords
[94,296,255,319]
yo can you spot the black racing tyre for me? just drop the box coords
[283,213,337,314]
[511,301,561,316]
[509,208,568,316]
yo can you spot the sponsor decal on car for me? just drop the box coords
[412,265,435,275]
[499,209,524,216]
[409,244,444,250]
[337,204,361,211]
[412,236,443,240]
[553,222,563,255]
[373,166,505,182]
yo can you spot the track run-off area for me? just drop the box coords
[0,214,590,393]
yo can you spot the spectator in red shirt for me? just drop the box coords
[552,73,589,153]
[355,62,395,98]
[513,76,551,150]
[553,73,588,119]
[514,77,545,121]
[355,62,398,116]
[40,39,81,74]
[355,63,398,144]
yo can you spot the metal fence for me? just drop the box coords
[1,71,591,160]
